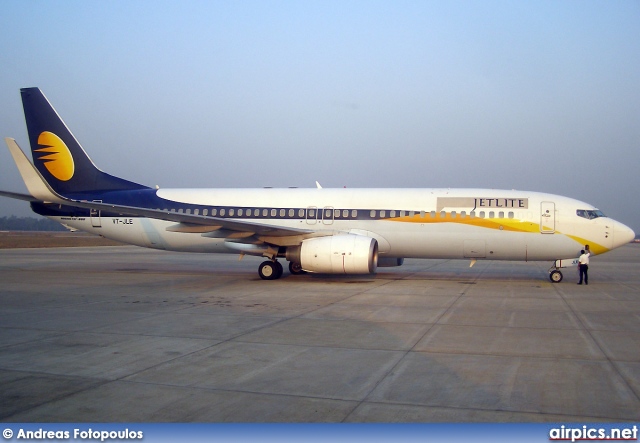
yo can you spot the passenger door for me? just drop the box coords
[540,201,555,233]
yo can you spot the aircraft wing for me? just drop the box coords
[4,137,312,238]
[54,199,312,237]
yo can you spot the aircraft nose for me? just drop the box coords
[613,220,635,249]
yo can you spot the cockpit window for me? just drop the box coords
[576,209,606,220]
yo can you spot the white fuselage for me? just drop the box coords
[49,187,634,262]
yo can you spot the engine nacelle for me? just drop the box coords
[287,235,378,274]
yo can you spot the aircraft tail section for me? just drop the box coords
[20,87,148,196]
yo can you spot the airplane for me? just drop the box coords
[0,87,635,281]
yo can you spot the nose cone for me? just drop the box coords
[613,220,635,249]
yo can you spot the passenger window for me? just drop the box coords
[390,210,396,218]
[178,208,184,213]
[299,209,305,217]
[325,209,332,218]
[203,209,208,216]
[262,209,268,217]
[229,209,234,216]
[271,209,277,217]
[508,212,514,219]
[489,211,495,218]
[220,209,226,216]
[498,211,504,218]
[212,209,217,216]
[380,210,386,218]
[351,210,357,218]
[479,211,484,218]
[194,209,200,215]
[451,211,456,219]
[409,211,415,217]
[470,211,475,218]
[430,211,435,218]
[370,210,376,218]
[186,209,191,214]
[440,211,446,218]
[309,209,315,217]
[238,209,243,216]
[289,209,294,217]
[279,209,285,217]
[343,210,349,218]
[334,210,340,218]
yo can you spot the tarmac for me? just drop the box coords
[1,244,639,422]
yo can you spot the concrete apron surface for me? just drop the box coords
[1,244,639,422]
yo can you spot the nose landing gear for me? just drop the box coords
[548,257,579,283]
[549,269,563,283]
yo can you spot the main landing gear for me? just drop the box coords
[258,260,283,280]
[257,260,306,280]
[288,261,306,275]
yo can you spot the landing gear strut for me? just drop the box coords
[258,260,283,280]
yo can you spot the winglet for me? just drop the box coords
[315,181,323,189]
[4,137,65,204]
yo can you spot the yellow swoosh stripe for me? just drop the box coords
[389,215,609,254]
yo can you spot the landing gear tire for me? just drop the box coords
[259,260,283,280]
[288,262,306,275]
[549,270,563,283]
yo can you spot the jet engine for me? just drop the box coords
[286,234,378,274]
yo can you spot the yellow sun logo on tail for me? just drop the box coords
[35,131,75,181]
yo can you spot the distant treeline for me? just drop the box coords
[0,216,67,232]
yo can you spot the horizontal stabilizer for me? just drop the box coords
[0,190,38,202]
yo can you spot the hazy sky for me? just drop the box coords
[1,1,638,234]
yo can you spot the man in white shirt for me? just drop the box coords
[578,249,590,285]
